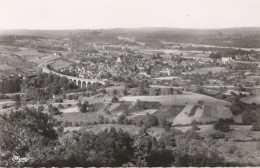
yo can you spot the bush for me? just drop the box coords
[143,115,159,128]
[73,122,79,127]
[251,122,260,131]
[183,130,203,140]
[104,118,110,124]
[228,145,237,154]
[55,98,63,103]
[11,95,20,101]
[191,120,198,125]
[111,96,118,103]
[73,95,79,100]
[48,105,60,115]
[242,110,256,124]
[58,104,64,109]
[37,105,44,112]
[111,119,116,124]
[214,120,230,132]
[67,95,73,100]
[230,105,242,115]
[67,104,72,107]
[63,121,69,127]
[39,100,47,104]
[117,115,127,125]
[78,102,89,113]
[209,132,226,139]
[192,125,200,131]
[0,94,10,100]
[2,104,8,109]
[98,115,104,124]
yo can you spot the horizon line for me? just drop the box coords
[1,26,260,31]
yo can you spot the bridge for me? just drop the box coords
[42,60,107,87]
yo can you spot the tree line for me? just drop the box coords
[0,107,238,167]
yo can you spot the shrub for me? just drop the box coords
[73,122,79,127]
[228,145,237,154]
[39,100,46,104]
[242,110,256,124]
[55,98,63,103]
[67,104,72,107]
[143,115,159,128]
[209,132,225,139]
[191,120,198,125]
[251,122,260,131]
[37,105,44,112]
[2,104,8,109]
[0,94,9,100]
[111,119,116,124]
[111,96,118,103]
[78,103,89,113]
[192,125,200,131]
[73,95,79,100]
[67,95,73,100]
[11,95,20,101]
[104,118,110,124]
[230,105,242,115]
[48,105,60,115]
[58,104,64,109]
[117,115,127,125]
[105,109,111,114]
[98,115,104,124]
[214,120,230,132]
[183,130,203,140]
[63,121,69,127]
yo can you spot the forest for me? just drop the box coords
[0,107,233,167]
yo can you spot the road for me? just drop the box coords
[37,55,60,68]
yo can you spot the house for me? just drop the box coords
[222,57,231,64]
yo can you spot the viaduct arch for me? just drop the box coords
[42,62,107,88]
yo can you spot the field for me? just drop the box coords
[241,95,260,104]
[50,59,72,70]
[112,101,132,112]
[120,93,230,106]
[14,48,53,64]
[119,94,232,125]
[189,67,228,74]
[0,99,15,115]
[153,105,185,121]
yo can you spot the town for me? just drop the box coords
[1,27,260,167]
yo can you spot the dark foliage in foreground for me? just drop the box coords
[0,108,239,167]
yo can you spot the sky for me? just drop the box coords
[0,0,260,30]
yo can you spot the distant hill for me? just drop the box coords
[1,27,260,48]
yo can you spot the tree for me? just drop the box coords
[143,115,159,128]
[213,119,230,132]
[111,96,118,103]
[251,122,260,131]
[113,89,117,95]
[122,89,128,95]
[48,105,60,115]
[0,107,60,166]
[73,128,134,166]
[102,89,107,94]
[138,86,147,96]
[117,115,127,125]
[2,104,8,109]
[242,110,256,124]
[98,115,104,124]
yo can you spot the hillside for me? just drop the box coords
[1,27,260,48]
